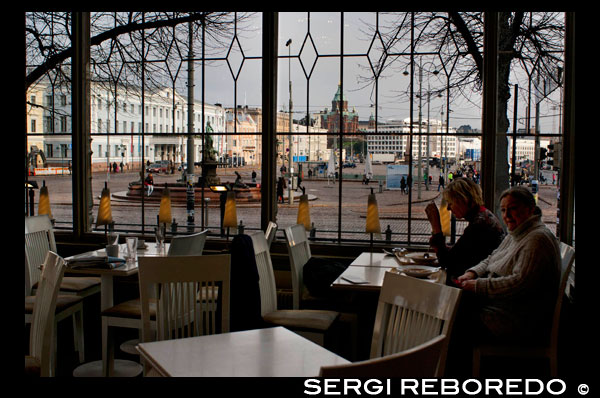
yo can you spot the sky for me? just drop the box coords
[197,12,563,134]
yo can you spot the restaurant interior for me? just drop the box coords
[24,11,583,385]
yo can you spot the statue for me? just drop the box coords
[204,121,218,162]
[234,171,248,189]
[201,121,220,187]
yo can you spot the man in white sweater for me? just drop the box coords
[456,186,561,342]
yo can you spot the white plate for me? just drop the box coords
[404,252,437,264]
[399,265,440,278]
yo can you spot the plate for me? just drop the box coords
[399,265,440,278]
[404,252,437,264]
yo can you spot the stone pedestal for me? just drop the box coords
[201,161,221,187]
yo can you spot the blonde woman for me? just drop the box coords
[425,177,505,282]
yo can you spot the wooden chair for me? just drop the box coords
[25,215,100,300]
[319,334,447,378]
[26,251,66,377]
[265,221,277,248]
[167,230,208,256]
[250,232,339,346]
[283,223,358,358]
[371,271,462,376]
[472,242,575,377]
[99,232,209,376]
[283,224,313,310]
[25,215,88,366]
[137,254,231,376]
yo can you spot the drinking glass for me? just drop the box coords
[155,225,165,249]
[126,237,138,264]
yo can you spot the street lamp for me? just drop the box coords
[404,59,438,198]
[286,38,294,204]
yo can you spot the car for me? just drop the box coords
[148,163,167,173]
[342,162,356,168]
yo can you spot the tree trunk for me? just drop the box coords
[493,12,515,209]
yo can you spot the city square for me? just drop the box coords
[27,162,561,245]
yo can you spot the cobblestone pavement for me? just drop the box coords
[27,164,561,244]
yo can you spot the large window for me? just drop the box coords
[25,12,570,246]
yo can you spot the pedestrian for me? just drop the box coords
[438,174,444,191]
[308,169,312,179]
[112,161,118,173]
[276,176,286,203]
[120,161,124,173]
[144,173,154,196]
[448,171,453,183]
[251,170,257,183]
[296,174,302,192]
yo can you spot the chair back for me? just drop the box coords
[138,254,230,344]
[29,251,65,377]
[265,221,277,248]
[319,334,447,378]
[250,232,278,316]
[25,215,57,296]
[550,242,575,346]
[371,272,461,376]
[167,230,208,256]
[284,224,312,309]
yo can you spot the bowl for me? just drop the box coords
[400,265,440,278]
[404,252,437,264]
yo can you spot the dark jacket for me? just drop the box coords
[430,206,505,280]
[229,234,263,332]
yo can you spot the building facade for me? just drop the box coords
[26,80,227,171]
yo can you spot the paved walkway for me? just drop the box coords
[27,165,561,243]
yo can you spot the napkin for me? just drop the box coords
[67,255,126,269]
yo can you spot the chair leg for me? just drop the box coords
[50,322,57,377]
[549,353,557,378]
[102,317,114,377]
[472,348,481,378]
[73,308,85,363]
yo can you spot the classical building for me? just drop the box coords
[224,106,259,166]
[26,79,226,171]
[319,83,359,147]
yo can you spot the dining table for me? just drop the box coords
[331,251,446,291]
[66,242,170,377]
[330,251,447,360]
[136,326,351,377]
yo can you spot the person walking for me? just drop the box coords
[251,170,257,183]
[400,176,407,194]
[276,176,286,204]
[438,174,445,191]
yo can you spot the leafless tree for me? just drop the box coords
[26,12,256,92]
[361,11,565,201]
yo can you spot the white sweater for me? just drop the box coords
[467,214,560,340]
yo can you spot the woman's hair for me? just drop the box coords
[499,186,537,210]
[442,177,484,207]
